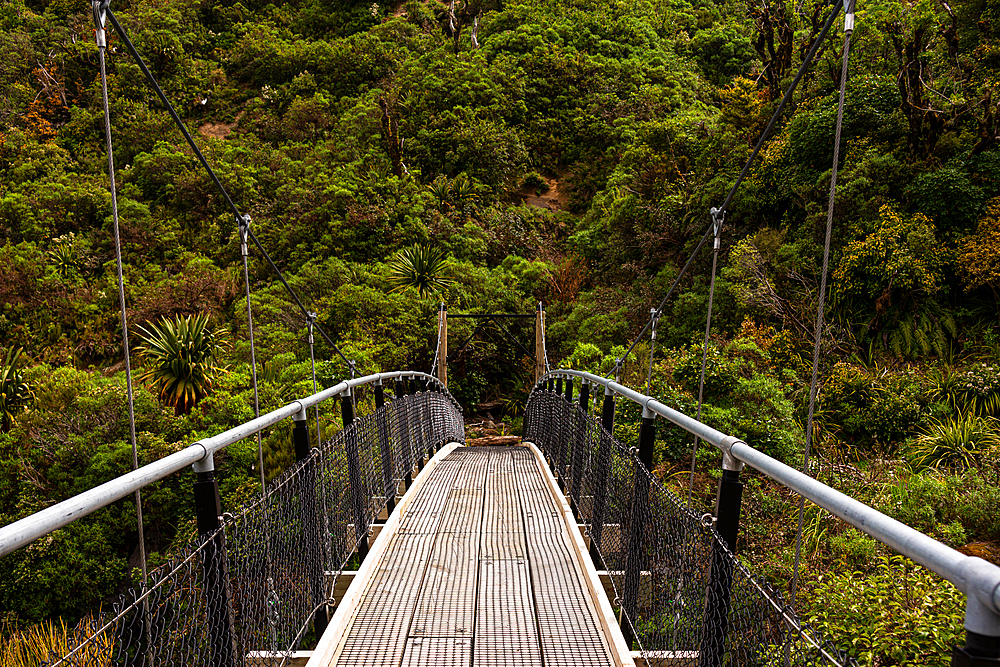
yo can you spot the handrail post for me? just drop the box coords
[293,408,328,638]
[589,384,616,565]
[571,378,590,519]
[699,461,744,666]
[374,379,396,517]
[558,377,573,491]
[419,378,434,454]
[409,378,426,471]
[341,388,369,563]
[395,377,414,487]
[192,454,236,667]
[622,406,656,648]
[953,601,1000,664]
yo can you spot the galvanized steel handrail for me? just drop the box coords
[537,369,1000,636]
[0,370,453,559]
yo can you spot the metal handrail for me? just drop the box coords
[0,370,454,559]
[536,369,1000,637]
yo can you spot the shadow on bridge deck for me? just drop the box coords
[308,444,632,667]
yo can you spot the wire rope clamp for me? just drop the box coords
[710,207,725,250]
[649,308,660,342]
[238,214,251,257]
[91,0,110,47]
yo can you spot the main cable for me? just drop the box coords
[611,0,845,376]
[790,0,857,604]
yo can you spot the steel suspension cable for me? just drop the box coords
[790,0,857,604]
[94,0,147,585]
[104,8,355,374]
[644,308,660,395]
[307,313,322,447]
[239,219,265,492]
[688,208,725,506]
[611,0,845,376]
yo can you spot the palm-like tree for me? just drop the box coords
[0,347,32,432]
[136,314,225,415]
[387,245,454,299]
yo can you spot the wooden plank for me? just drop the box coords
[524,442,636,667]
[247,651,312,666]
[306,442,463,667]
[631,651,699,667]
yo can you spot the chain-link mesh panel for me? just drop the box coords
[46,389,464,667]
[524,388,854,667]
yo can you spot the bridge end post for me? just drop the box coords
[438,304,448,388]
[192,454,236,667]
[293,408,329,638]
[535,303,546,385]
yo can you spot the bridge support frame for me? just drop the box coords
[396,378,414,486]
[293,408,329,638]
[589,384,616,566]
[622,406,656,649]
[699,464,744,666]
[570,379,590,518]
[192,455,236,667]
[342,389,370,564]
[373,380,396,517]
[557,377,573,492]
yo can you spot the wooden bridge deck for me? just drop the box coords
[308,445,628,667]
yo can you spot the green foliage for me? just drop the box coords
[0,348,32,432]
[820,362,928,450]
[806,556,964,666]
[136,314,226,415]
[687,24,754,86]
[879,471,1000,545]
[910,411,1000,471]
[836,205,945,300]
[1,0,999,650]
[669,330,802,463]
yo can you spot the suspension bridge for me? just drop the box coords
[2,0,1000,665]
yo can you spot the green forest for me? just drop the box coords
[1,0,999,660]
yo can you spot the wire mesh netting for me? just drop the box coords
[524,387,855,667]
[43,388,464,667]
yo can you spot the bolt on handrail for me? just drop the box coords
[0,370,455,559]
[536,369,1000,642]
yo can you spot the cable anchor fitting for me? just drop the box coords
[649,307,661,342]
[306,311,317,345]
[238,214,251,258]
[91,0,110,47]
[710,207,725,250]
